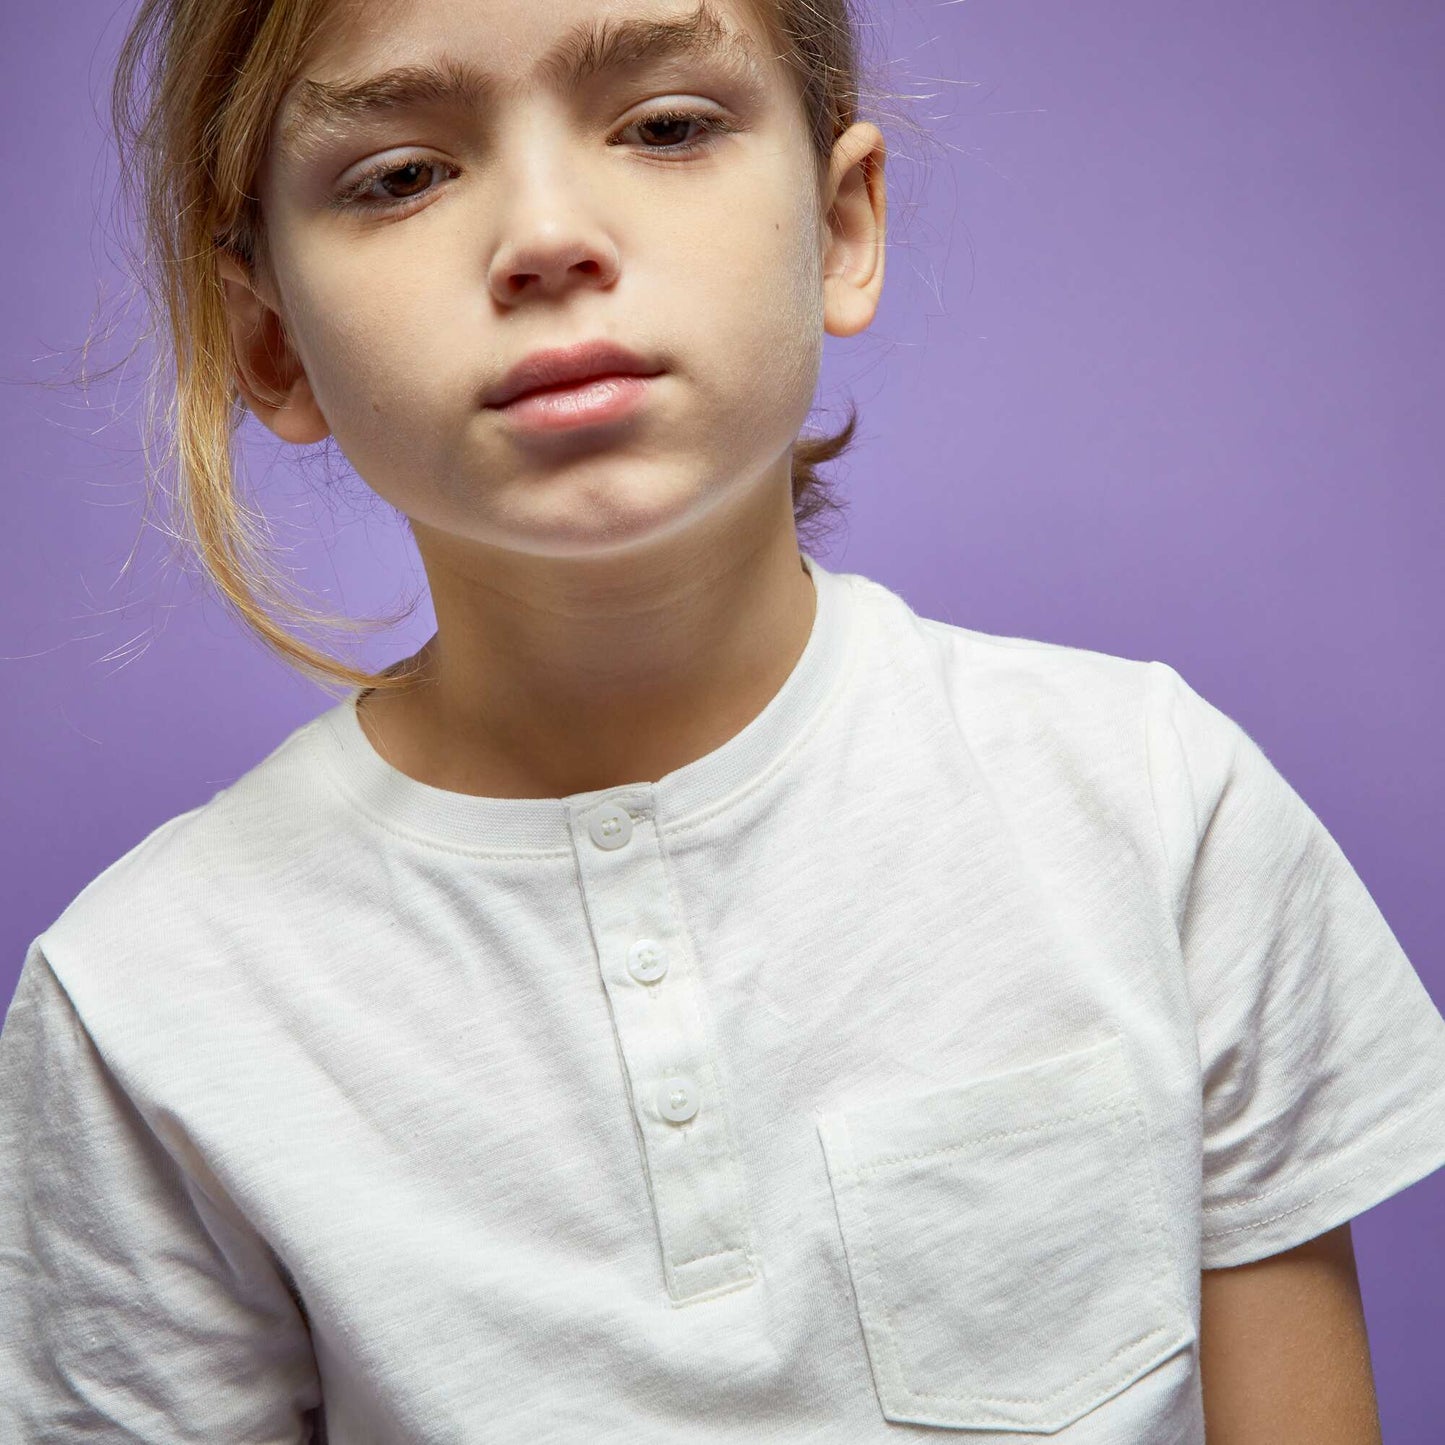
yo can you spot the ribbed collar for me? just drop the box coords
[306,550,862,855]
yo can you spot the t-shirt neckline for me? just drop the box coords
[309,549,858,854]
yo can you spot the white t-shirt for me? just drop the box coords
[4,550,1445,1444]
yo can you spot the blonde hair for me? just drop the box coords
[103,0,919,699]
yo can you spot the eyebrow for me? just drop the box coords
[275,1,769,158]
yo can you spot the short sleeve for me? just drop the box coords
[0,939,322,1441]
[1144,661,1445,1269]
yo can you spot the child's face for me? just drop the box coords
[225,0,884,562]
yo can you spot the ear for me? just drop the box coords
[214,251,330,444]
[820,122,887,340]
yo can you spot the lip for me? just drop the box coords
[484,339,662,409]
[489,373,659,435]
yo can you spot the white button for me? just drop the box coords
[657,1075,699,1123]
[587,803,633,851]
[627,938,669,983]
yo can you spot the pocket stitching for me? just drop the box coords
[846,1097,1127,1179]
[843,1093,1191,1415]
[1113,1097,1192,1324]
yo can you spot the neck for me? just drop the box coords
[356,479,817,800]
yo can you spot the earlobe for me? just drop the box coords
[214,250,330,445]
[820,124,888,341]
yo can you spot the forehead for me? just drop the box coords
[275,0,779,158]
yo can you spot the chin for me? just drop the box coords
[494,472,708,554]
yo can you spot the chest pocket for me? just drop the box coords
[813,1033,1195,1433]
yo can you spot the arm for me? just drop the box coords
[0,943,320,1440]
[1199,1221,1382,1444]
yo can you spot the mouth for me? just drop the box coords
[505,371,652,402]
[484,339,663,409]
[489,371,663,435]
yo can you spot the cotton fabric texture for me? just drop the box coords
[4,550,1445,1444]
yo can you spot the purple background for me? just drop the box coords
[3,0,1442,1433]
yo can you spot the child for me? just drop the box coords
[3,0,1444,1440]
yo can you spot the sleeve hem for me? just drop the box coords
[1199,1080,1445,1269]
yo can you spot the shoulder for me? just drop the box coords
[29,707,342,1039]
[851,570,1164,768]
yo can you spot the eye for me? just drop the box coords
[330,107,740,213]
[330,155,457,212]
[612,106,740,157]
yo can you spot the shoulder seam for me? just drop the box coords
[1142,661,1184,937]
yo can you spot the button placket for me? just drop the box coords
[569,789,758,1303]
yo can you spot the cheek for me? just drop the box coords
[701,183,824,397]
[647,132,820,309]
[284,251,462,422]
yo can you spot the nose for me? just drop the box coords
[491,240,618,302]
[487,159,622,304]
